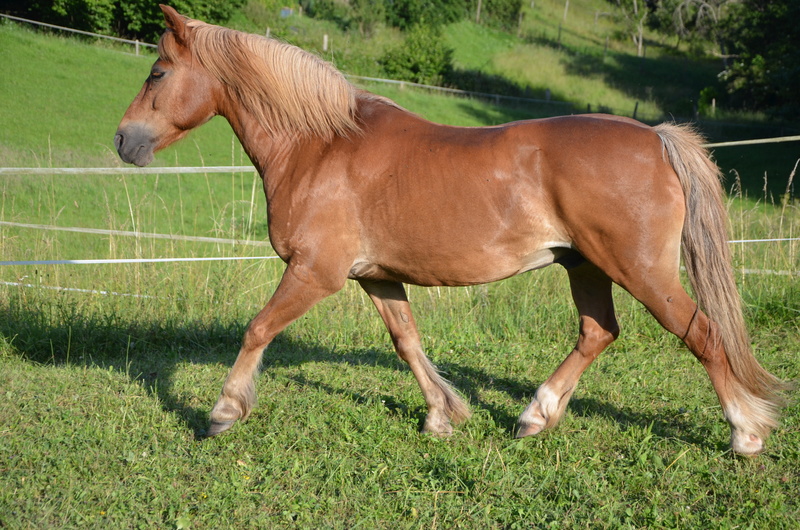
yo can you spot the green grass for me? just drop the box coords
[1,245,798,527]
[1,19,799,529]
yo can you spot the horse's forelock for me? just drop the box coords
[156,30,179,62]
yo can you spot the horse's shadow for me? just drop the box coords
[1,303,710,448]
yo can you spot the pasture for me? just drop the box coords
[1,20,799,528]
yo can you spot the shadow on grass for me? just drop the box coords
[568,396,713,449]
[0,301,716,448]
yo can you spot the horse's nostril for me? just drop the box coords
[114,133,124,151]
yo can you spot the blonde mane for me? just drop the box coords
[159,20,360,139]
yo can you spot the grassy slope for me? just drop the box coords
[0,16,798,529]
[2,14,798,195]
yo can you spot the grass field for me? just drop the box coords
[1,18,799,529]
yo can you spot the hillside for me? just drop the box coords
[0,8,798,199]
[234,0,717,120]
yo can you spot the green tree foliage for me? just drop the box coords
[646,0,732,43]
[1,0,116,34]
[379,24,454,85]
[719,0,800,117]
[469,0,523,31]
[0,0,244,41]
[299,0,351,28]
[351,0,386,36]
[608,0,649,56]
[301,0,521,32]
[385,0,468,30]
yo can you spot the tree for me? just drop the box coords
[719,0,800,117]
[467,0,523,31]
[351,0,386,37]
[379,24,454,86]
[385,0,467,30]
[0,0,244,41]
[610,0,649,56]
[671,0,734,58]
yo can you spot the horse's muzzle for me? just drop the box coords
[114,124,156,167]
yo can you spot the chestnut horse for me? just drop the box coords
[116,5,786,454]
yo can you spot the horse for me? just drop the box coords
[115,5,787,454]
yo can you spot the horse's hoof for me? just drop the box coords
[731,432,764,456]
[206,419,236,437]
[515,421,544,438]
[422,427,453,438]
[421,413,453,437]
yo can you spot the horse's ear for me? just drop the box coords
[160,5,190,46]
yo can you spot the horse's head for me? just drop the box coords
[115,5,219,167]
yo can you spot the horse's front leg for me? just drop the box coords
[207,262,344,436]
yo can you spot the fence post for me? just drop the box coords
[135,40,140,56]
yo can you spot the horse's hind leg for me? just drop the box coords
[620,279,776,454]
[517,262,619,437]
[359,280,471,435]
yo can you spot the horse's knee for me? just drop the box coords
[242,320,274,352]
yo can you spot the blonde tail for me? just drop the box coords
[655,122,788,438]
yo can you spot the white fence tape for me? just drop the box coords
[703,136,800,148]
[0,257,795,277]
[0,256,280,266]
[1,265,796,305]
[0,166,256,175]
[1,280,156,298]
[3,220,796,249]
[737,269,799,277]
[729,238,800,244]
[0,221,272,247]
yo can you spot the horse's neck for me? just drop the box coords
[221,103,298,185]
[221,92,407,195]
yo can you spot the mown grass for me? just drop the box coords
[1,19,799,529]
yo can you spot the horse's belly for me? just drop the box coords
[347,241,573,287]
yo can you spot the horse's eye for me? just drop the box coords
[150,70,165,80]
